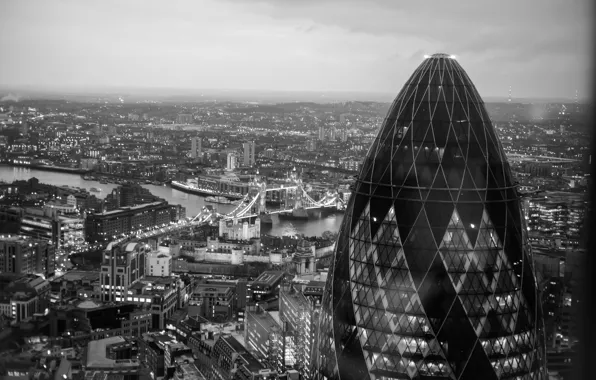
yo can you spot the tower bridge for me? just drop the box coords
[219,168,346,221]
[103,169,346,251]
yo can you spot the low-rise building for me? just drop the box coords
[248,271,285,305]
[146,250,173,277]
[50,300,151,342]
[190,282,236,321]
[83,336,148,380]
[0,273,51,324]
[125,276,187,330]
[210,335,278,380]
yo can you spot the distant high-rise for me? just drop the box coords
[176,113,193,124]
[191,137,202,159]
[508,85,512,102]
[314,54,547,379]
[243,141,255,167]
[227,152,238,171]
[318,126,326,141]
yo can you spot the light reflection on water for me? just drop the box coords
[0,165,343,236]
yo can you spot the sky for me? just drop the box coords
[0,0,592,100]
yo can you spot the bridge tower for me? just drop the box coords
[289,166,304,210]
[249,169,267,215]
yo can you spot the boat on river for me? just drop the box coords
[170,180,243,200]
[205,196,235,205]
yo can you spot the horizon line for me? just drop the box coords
[0,85,588,103]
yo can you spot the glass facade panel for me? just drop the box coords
[314,54,546,380]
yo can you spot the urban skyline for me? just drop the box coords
[0,1,590,379]
[0,0,591,100]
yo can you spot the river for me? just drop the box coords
[0,165,343,237]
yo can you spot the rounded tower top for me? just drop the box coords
[425,53,457,59]
[314,54,546,380]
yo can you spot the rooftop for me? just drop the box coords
[175,363,206,380]
[97,201,166,216]
[248,310,279,332]
[86,337,139,369]
[251,271,285,287]
[56,270,100,283]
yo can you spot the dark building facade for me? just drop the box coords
[314,54,546,379]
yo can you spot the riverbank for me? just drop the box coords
[0,166,344,236]
[0,162,91,175]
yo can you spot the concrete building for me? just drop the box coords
[242,141,255,167]
[318,126,325,141]
[210,335,274,380]
[226,152,238,171]
[248,271,285,305]
[100,241,149,302]
[191,137,202,159]
[83,336,148,380]
[278,280,322,379]
[85,201,177,243]
[0,234,55,277]
[125,276,188,330]
[189,282,236,321]
[50,300,151,340]
[0,273,51,324]
[138,331,177,378]
[245,307,282,370]
[147,250,172,277]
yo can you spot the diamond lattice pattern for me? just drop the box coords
[313,55,546,380]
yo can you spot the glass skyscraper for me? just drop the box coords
[314,54,546,380]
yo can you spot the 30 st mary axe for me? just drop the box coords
[314,54,547,380]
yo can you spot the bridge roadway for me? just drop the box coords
[506,154,580,163]
[106,208,216,249]
[231,203,339,220]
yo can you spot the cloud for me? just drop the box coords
[0,0,591,98]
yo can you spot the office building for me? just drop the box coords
[125,276,188,330]
[191,137,202,159]
[318,126,325,141]
[17,207,84,250]
[243,141,255,167]
[147,250,173,277]
[227,152,238,171]
[0,234,55,277]
[314,54,547,379]
[50,300,151,340]
[100,241,148,302]
[189,282,236,321]
[279,283,321,379]
[248,271,285,305]
[210,335,273,380]
[246,307,282,370]
[0,273,51,323]
[85,201,178,243]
